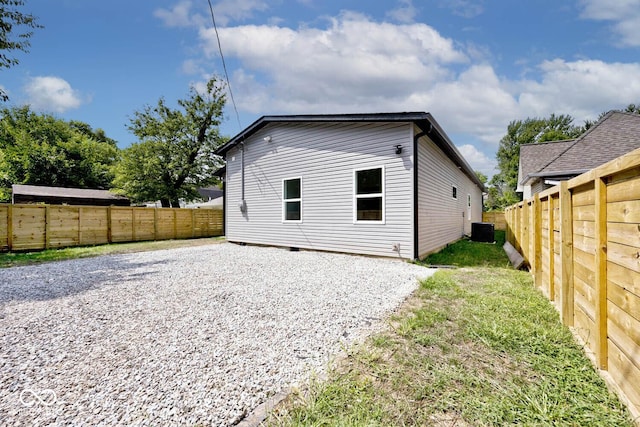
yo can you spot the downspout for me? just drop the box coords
[221,170,226,236]
[413,129,428,260]
[239,141,247,213]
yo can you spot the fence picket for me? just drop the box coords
[0,204,223,252]
[505,148,640,420]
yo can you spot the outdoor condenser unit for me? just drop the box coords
[471,222,495,243]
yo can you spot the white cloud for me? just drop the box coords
[517,59,640,119]
[181,58,204,75]
[456,144,496,177]
[154,1,205,28]
[155,0,270,27]
[191,10,640,157]
[200,13,468,113]
[212,0,269,26]
[24,76,83,113]
[580,0,640,46]
[387,0,418,24]
[441,0,484,18]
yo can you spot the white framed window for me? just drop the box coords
[354,166,385,223]
[283,177,302,222]
[452,185,458,199]
[467,194,472,221]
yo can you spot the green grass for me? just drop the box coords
[268,235,633,426]
[419,230,510,268]
[0,237,224,268]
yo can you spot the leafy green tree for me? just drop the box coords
[0,0,42,101]
[113,78,227,207]
[475,170,488,186]
[488,114,582,209]
[0,106,119,201]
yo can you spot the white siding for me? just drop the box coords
[225,122,415,258]
[416,131,483,258]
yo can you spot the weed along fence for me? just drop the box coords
[505,148,640,420]
[0,204,223,252]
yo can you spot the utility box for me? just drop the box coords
[471,222,494,243]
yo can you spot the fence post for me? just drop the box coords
[107,206,112,243]
[191,209,196,238]
[559,181,574,326]
[45,205,50,250]
[7,204,13,251]
[131,208,136,241]
[533,195,542,290]
[522,202,530,264]
[154,207,158,241]
[76,207,81,246]
[173,209,177,239]
[595,176,608,370]
[548,196,555,301]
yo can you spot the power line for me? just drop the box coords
[207,0,242,131]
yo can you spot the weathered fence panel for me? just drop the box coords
[0,204,223,252]
[505,147,640,420]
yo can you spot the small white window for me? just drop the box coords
[283,177,302,222]
[452,185,458,199]
[354,166,385,223]
[467,194,472,221]
[467,194,471,207]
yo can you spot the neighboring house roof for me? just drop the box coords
[197,186,223,200]
[518,111,640,188]
[517,139,575,191]
[215,112,486,190]
[12,184,130,206]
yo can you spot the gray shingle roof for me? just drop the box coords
[518,139,575,186]
[519,111,640,185]
[539,111,640,175]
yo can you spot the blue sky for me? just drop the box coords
[3,0,640,178]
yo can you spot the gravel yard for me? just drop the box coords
[0,243,434,426]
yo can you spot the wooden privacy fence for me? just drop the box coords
[505,148,640,419]
[0,204,223,252]
[482,211,506,230]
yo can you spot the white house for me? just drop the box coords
[214,112,485,260]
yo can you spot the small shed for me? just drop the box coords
[11,184,130,206]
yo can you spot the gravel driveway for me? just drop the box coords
[0,243,434,426]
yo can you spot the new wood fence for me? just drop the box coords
[0,204,223,252]
[482,211,506,230]
[505,148,640,420]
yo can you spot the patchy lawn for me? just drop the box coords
[268,232,633,426]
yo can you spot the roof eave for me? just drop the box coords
[214,112,432,156]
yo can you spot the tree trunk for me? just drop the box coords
[160,198,170,208]
[171,197,181,208]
